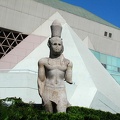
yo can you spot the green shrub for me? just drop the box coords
[84,115,100,120]
[67,106,120,120]
[0,98,120,120]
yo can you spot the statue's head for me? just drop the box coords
[48,37,64,56]
[48,20,64,57]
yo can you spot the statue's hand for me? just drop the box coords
[69,82,73,84]
[65,80,73,84]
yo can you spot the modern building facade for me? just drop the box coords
[0,0,120,113]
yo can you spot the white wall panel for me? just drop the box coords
[66,14,75,27]
[0,6,7,27]
[34,17,42,30]
[90,91,120,113]
[0,72,41,103]
[93,22,100,35]
[21,0,31,14]
[19,13,29,32]
[0,6,3,26]
[7,0,16,9]
[83,20,94,33]
[77,17,86,31]
[90,35,101,51]
[12,10,22,31]
[20,14,38,34]
[98,24,105,36]
[72,15,80,29]
[0,0,120,57]
[29,0,37,16]
[42,5,51,19]
[0,0,8,6]
[35,2,44,17]
[4,9,14,29]
[14,0,23,12]
[49,7,57,16]
[0,0,2,5]
[59,10,68,19]
[26,15,35,33]
[73,29,87,40]
[113,29,120,41]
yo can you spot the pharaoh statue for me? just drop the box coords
[37,20,73,113]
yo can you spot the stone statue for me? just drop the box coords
[37,20,73,113]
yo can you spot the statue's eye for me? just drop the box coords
[58,44,61,46]
[53,43,57,45]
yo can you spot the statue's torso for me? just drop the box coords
[42,57,69,88]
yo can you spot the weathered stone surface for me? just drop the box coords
[37,20,73,113]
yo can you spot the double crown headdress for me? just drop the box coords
[50,20,62,38]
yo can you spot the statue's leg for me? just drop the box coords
[57,102,67,112]
[44,101,53,113]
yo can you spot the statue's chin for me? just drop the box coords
[53,52,61,56]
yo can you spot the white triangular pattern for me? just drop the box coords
[32,12,66,37]
[62,24,97,107]
[83,36,95,50]
[66,24,120,112]
[12,12,120,113]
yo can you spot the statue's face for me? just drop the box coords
[50,37,63,55]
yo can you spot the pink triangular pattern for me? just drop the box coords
[0,34,47,69]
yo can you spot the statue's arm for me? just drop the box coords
[65,61,73,84]
[37,59,46,96]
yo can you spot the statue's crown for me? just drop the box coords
[50,20,62,37]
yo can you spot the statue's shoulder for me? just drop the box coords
[38,57,49,65]
[64,58,73,67]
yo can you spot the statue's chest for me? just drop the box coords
[49,59,62,65]
[45,62,67,71]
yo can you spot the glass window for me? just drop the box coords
[107,66,117,72]
[104,31,107,36]
[0,28,28,59]
[100,53,107,64]
[117,58,120,67]
[94,51,100,60]
[112,66,118,72]
[109,33,112,38]
[118,67,120,73]
[101,63,106,68]
[90,50,100,60]
[112,75,120,85]
[107,65,112,71]
[107,55,112,65]
[112,56,117,67]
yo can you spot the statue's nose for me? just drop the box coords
[56,44,59,47]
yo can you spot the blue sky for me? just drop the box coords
[62,0,120,28]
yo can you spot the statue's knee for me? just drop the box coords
[57,104,67,112]
[45,102,53,113]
